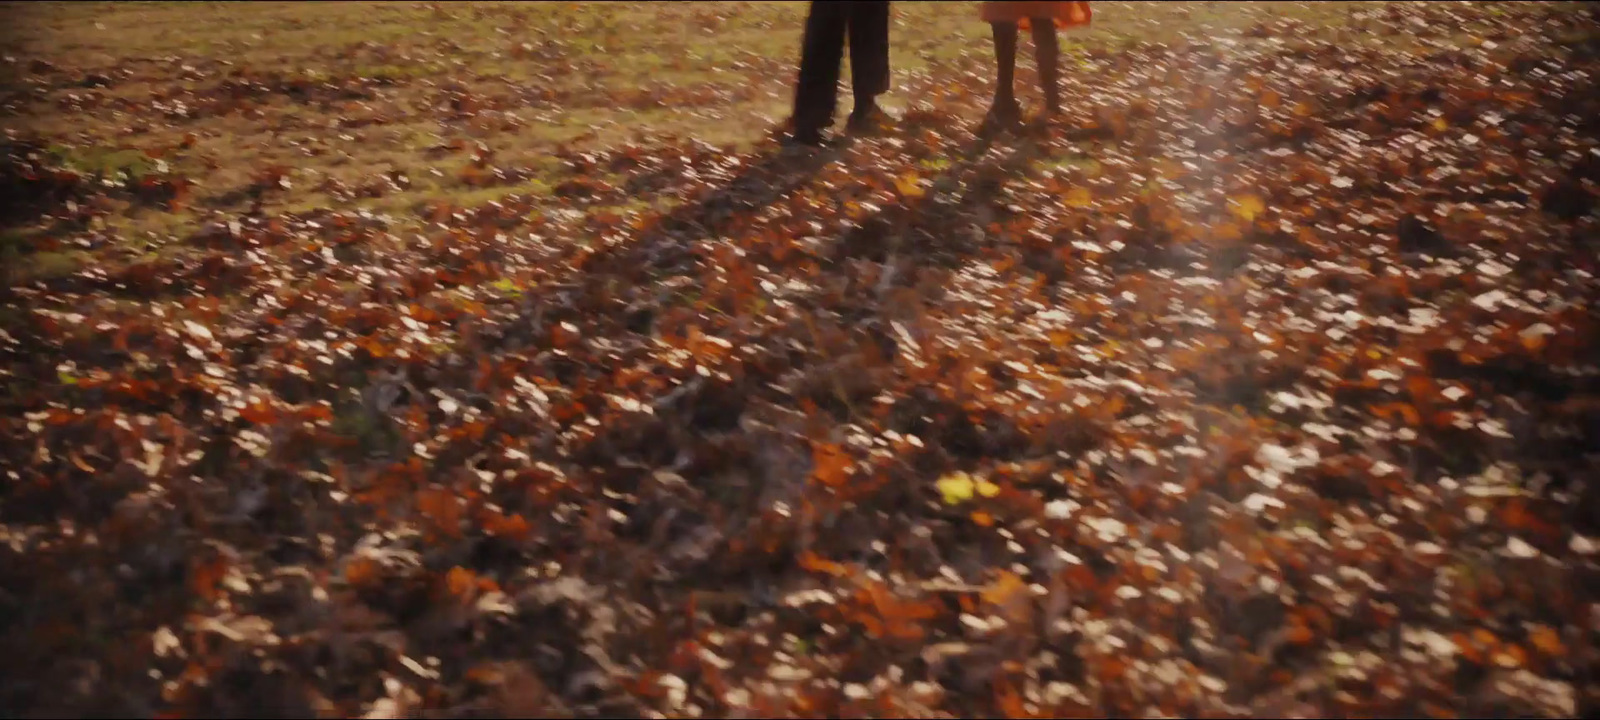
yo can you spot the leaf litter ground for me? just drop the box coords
[1,1,1598,718]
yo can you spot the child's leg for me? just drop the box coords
[981,20,1022,135]
[1030,21,1060,116]
[991,21,1020,111]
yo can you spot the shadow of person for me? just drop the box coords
[571,135,841,283]
[565,108,1070,351]
[828,121,1061,275]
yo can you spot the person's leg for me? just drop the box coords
[845,0,891,132]
[793,2,849,143]
[981,20,1022,134]
[1031,20,1061,117]
[992,21,1018,108]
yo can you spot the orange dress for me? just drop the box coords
[980,1,1091,30]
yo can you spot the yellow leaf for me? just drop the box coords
[1433,117,1449,132]
[896,171,925,199]
[936,471,975,505]
[976,477,1001,498]
[1064,186,1093,208]
[1230,194,1266,222]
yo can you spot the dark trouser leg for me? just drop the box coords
[1031,21,1060,116]
[793,1,849,134]
[846,0,891,112]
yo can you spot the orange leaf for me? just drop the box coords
[886,620,927,641]
[239,399,279,425]
[418,487,461,520]
[345,556,382,589]
[1097,655,1128,682]
[1500,498,1530,530]
[810,441,853,488]
[1453,632,1483,664]
[982,570,1026,604]
[1422,701,1460,719]
[1285,620,1315,645]
[995,680,1031,719]
[191,555,229,603]
[981,569,1032,625]
[798,551,851,578]
[1211,220,1245,242]
[1406,375,1438,403]
[475,356,495,391]
[1369,402,1422,427]
[485,512,532,541]
[1528,624,1564,656]
[1064,186,1093,208]
[858,614,884,638]
[446,566,477,598]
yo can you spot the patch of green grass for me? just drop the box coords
[445,177,558,208]
[0,229,31,262]
[1045,155,1101,176]
[350,63,436,83]
[331,404,401,458]
[46,145,159,181]
[14,251,87,283]
[103,210,199,244]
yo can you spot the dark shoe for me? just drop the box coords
[846,101,890,135]
[785,125,833,148]
[978,100,1024,138]
[1024,112,1058,137]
